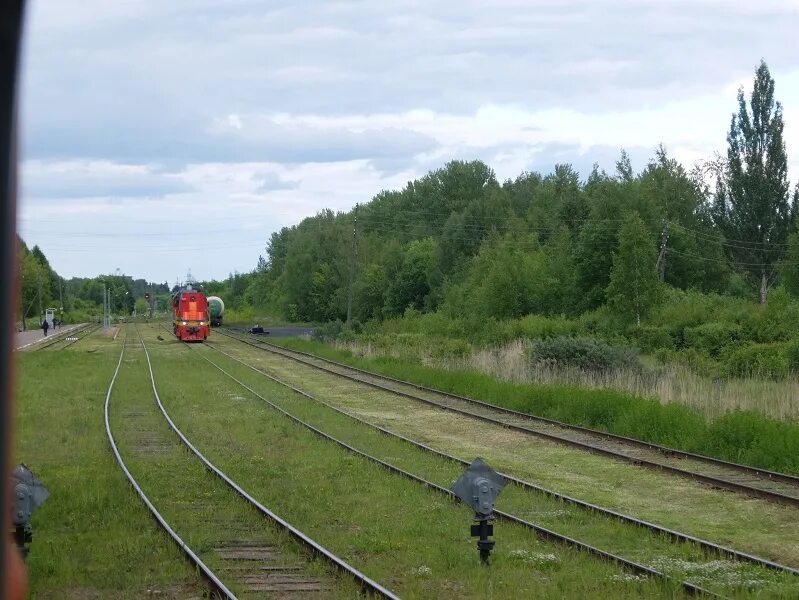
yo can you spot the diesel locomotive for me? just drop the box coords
[172,286,210,342]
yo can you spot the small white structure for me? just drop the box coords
[44,308,56,327]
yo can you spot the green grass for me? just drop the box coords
[275,337,799,475]
[138,326,684,599]
[110,337,359,598]
[197,337,799,597]
[13,330,202,598]
[228,335,799,573]
[17,323,799,598]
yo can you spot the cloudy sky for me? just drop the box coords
[17,0,799,283]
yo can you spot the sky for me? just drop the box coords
[16,0,799,284]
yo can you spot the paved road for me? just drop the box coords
[257,326,314,338]
[233,326,314,338]
[14,324,85,350]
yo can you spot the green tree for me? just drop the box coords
[134,297,150,315]
[19,251,48,327]
[607,214,661,325]
[385,238,439,315]
[780,228,799,297]
[713,61,792,304]
[354,262,388,320]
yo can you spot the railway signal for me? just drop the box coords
[11,464,49,559]
[451,458,505,564]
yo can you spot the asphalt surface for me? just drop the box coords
[242,326,314,338]
[14,323,84,350]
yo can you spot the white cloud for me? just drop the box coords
[21,160,192,199]
[16,0,799,281]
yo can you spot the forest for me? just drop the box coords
[220,63,799,380]
[18,62,799,381]
[16,62,799,472]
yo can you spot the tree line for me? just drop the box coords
[16,236,172,327]
[243,62,798,327]
[17,61,798,331]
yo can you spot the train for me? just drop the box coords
[208,296,224,327]
[171,286,210,342]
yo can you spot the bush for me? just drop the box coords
[785,338,799,373]
[654,348,721,377]
[724,343,789,379]
[628,325,674,352]
[700,411,799,474]
[313,320,344,341]
[528,336,642,372]
[683,322,743,358]
[516,314,581,340]
[224,305,255,324]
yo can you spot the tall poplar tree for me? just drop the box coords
[713,61,791,303]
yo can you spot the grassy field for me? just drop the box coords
[222,335,799,573]
[403,338,799,421]
[274,337,799,475]
[330,336,799,421]
[109,334,359,598]
[138,325,684,598]
[14,323,799,598]
[14,328,204,598]
[198,336,799,597]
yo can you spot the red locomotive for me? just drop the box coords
[171,286,210,342]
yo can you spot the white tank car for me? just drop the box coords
[207,296,225,326]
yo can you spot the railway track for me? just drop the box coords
[181,336,720,597]
[218,328,799,509]
[30,323,97,351]
[202,338,799,581]
[106,325,398,599]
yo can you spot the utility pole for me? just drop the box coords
[59,276,64,326]
[102,283,107,330]
[346,204,358,327]
[656,221,669,282]
[37,275,42,324]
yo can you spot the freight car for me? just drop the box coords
[172,286,210,342]
[207,295,224,327]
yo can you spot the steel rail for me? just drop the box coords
[186,338,717,597]
[223,327,799,484]
[31,323,95,351]
[138,325,400,600]
[219,328,799,508]
[204,341,799,578]
[104,326,237,599]
[58,323,102,350]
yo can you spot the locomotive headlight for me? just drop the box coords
[200,321,206,325]
[181,321,187,325]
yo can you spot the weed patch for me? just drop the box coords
[276,338,799,475]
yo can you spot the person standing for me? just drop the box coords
[41,319,49,337]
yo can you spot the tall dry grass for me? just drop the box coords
[334,338,799,421]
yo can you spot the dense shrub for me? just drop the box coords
[654,348,721,377]
[784,338,799,373]
[313,319,344,341]
[683,322,743,358]
[528,336,641,372]
[724,343,789,379]
[699,411,799,474]
[515,314,581,339]
[628,325,674,352]
[224,305,256,324]
[736,288,799,344]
